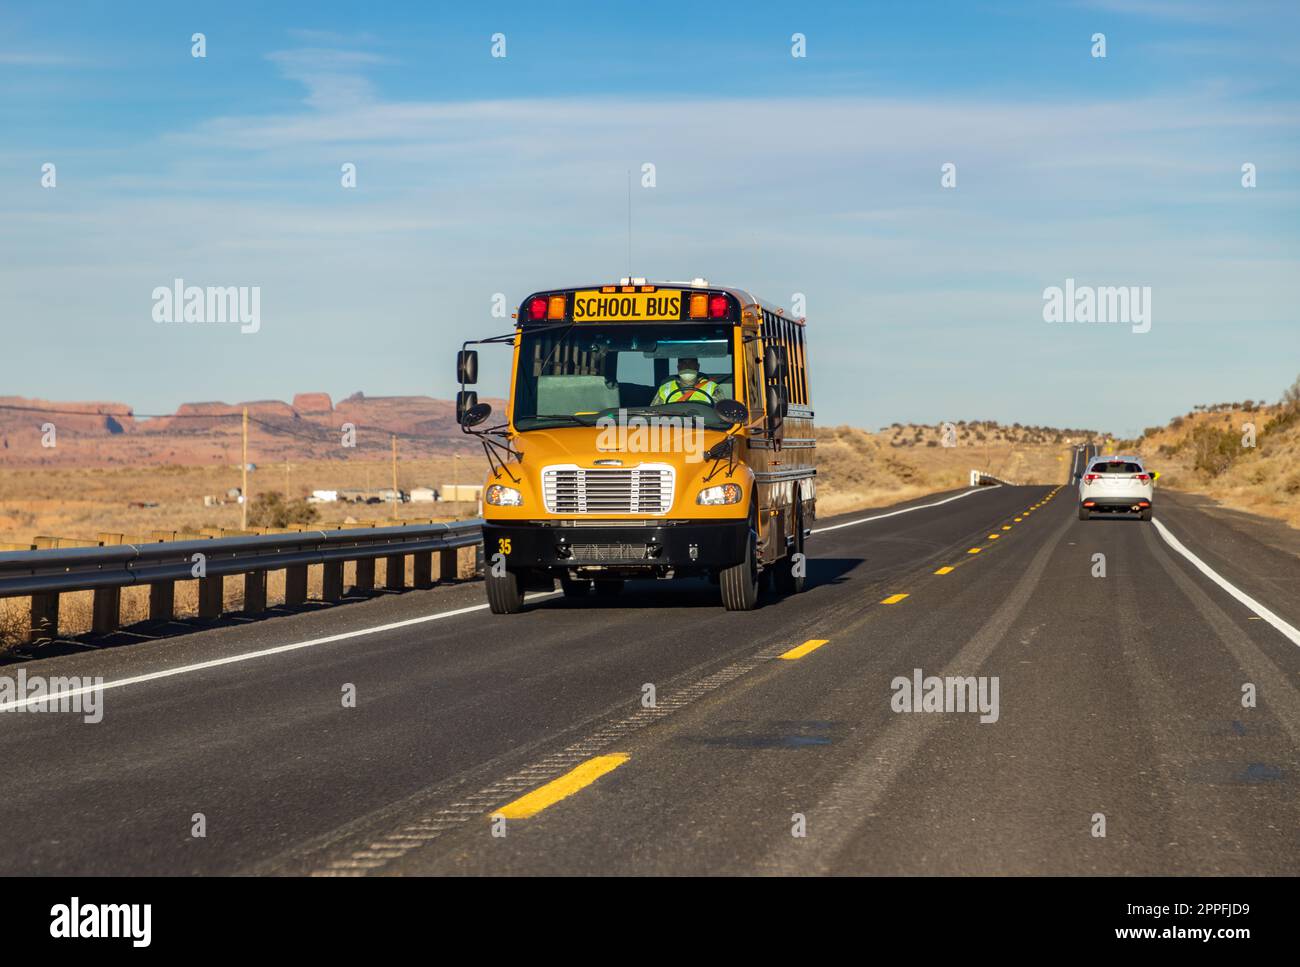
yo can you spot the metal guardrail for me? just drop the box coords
[969,470,1018,486]
[0,520,484,643]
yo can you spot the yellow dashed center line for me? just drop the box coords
[1014,517,1022,522]
[1001,525,1011,530]
[780,638,830,660]
[988,534,1000,539]
[934,566,954,575]
[880,593,909,604]
[494,754,629,819]
[967,547,981,554]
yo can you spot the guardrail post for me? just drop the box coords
[198,576,224,619]
[385,553,406,591]
[243,570,267,614]
[29,592,58,643]
[354,558,375,593]
[322,561,344,602]
[438,548,458,583]
[149,582,175,622]
[92,586,121,634]
[284,565,308,606]
[412,551,433,589]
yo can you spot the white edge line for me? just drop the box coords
[0,591,562,712]
[811,485,1002,535]
[1152,517,1300,648]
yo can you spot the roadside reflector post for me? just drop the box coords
[438,548,458,583]
[322,561,344,602]
[29,592,59,643]
[354,557,376,593]
[412,551,433,589]
[91,586,121,634]
[149,581,175,622]
[284,565,308,606]
[385,553,406,591]
[243,570,267,614]
[198,575,224,619]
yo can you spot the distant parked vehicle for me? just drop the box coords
[1078,455,1156,521]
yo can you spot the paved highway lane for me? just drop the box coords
[0,483,1035,874]
[2,474,1297,876]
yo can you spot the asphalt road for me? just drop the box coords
[2,454,1298,875]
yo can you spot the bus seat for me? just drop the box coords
[536,375,620,415]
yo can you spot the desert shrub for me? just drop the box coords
[1190,424,1242,477]
[246,491,319,528]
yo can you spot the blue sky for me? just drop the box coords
[2,0,1297,436]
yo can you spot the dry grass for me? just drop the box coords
[814,425,1074,516]
[0,456,490,548]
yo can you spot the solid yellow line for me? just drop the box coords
[494,754,629,819]
[880,593,909,604]
[780,638,830,660]
[967,547,981,554]
[934,566,954,575]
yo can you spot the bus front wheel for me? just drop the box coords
[487,568,526,614]
[720,527,760,611]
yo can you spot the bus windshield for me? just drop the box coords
[512,323,736,431]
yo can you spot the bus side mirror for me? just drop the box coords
[458,392,488,426]
[766,384,788,436]
[763,345,787,382]
[715,399,748,425]
[457,350,479,386]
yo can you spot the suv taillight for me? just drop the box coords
[1134,474,1150,483]
[1083,473,1100,483]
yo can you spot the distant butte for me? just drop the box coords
[0,392,494,467]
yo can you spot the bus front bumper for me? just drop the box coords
[482,519,749,572]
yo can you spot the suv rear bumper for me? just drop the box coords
[1081,499,1152,511]
[482,519,750,572]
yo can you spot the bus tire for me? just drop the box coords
[774,508,806,595]
[487,568,526,614]
[720,526,760,611]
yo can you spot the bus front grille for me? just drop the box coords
[541,464,675,515]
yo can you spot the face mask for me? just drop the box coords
[678,370,698,384]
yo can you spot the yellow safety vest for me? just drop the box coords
[656,377,719,404]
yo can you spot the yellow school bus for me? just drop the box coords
[455,279,814,612]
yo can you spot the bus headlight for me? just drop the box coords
[696,483,743,505]
[485,484,523,507]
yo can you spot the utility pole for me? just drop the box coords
[391,434,399,518]
[241,407,249,530]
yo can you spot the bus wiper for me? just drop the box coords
[520,414,591,426]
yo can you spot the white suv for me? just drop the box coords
[1077,455,1155,521]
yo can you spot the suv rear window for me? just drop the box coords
[1090,461,1143,474]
